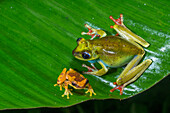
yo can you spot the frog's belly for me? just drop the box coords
[100,55,135,68]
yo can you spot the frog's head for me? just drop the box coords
[72,38,99,61]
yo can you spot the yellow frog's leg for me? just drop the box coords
[81,24,107,40]
[82,60,108,76]
[110,14,150,48]
[54,68,67,91]
[85,83,96,97]
[54,83,63,91]
[62,81,73,99]
[110,53,152,95]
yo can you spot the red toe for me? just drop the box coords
[110,83,124,95]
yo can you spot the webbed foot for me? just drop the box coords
[82,61,108,76]
[85,88,96,97]
[54,84,63,91]
[82,63,99,75]
[109,14,126,36]
[110,82,124,95]
[62,89,73,99]
[82,63,98,72]
[81,24,106,40]
[109,14,124,27]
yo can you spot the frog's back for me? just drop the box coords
[89,36,143,67]
[67,71,88,88]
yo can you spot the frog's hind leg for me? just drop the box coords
[109,14,150,48]
[110,14,127,36]
[81,24,107,40]
[110,14,125,27]
[110,53,152,95]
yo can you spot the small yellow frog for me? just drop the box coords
[54,68,96,99]
[72,14,152,95]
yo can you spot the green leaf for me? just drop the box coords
[0,0,169,110]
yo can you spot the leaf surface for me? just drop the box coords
[0,0,169,110]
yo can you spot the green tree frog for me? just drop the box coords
[72,14,152,95]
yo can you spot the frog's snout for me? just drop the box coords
[72,48,77,56]
[72,52,79,56]
[72,49,75,56]
[72,49,81,59]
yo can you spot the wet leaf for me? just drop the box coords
[0,0,169,110]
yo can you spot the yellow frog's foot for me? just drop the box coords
[82,63,98,73]
[110,82,124,95]
[62,89,73,99]
[54,84,57,87]
[81,24,102,40]
[54,84,63,91]
[85,88,96,97]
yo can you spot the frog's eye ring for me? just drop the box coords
[82,52,91,59]
[76,37,86,44]
[77,37,83,43]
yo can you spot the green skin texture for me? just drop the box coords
[86,36,143,67]
[73,36,144,68]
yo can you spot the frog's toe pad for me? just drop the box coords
[110,83,124,95]
[62,90,73,99]
[86,89,96,97]
[82,64,97,72]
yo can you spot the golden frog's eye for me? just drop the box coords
[82,52,91,59]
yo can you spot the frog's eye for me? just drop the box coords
[82,52,91,59]
[76,37,82,43]
[76,37,86,44]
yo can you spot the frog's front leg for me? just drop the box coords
[62,81,73,99]
[82,63,98,72]
[110,53,152,95]
[81,24,107,40]
[82,60,108,76]
[85,83,96,97]
[54,68,67,91]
